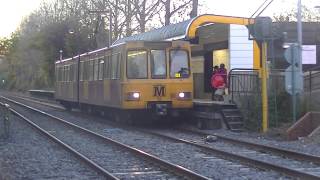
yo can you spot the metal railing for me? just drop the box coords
[228,68,260,103]
[304,65,320,92]
[228,69,261,130]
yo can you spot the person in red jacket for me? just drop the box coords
[210,66,219,100]
[211,63,227,101]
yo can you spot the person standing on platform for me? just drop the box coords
[219,63,228,87]
[210,66,219,100]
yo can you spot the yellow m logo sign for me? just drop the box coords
[154,86,165,97]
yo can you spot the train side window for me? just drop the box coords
[62,66,65,82]
[80,61,84,81]
[151,50,166,79]
[127,50,147,79]
[55,66,59,81]
[59,66,62,81]
[69,65,73,82]
[89,60,94,81]
[104,56,110,79]
[94,59,99,80]
[98,57,104,80]
[84,61,88,81]
[117,54,121,79]
[73,63,77,82]
[65,65,70,82]
[111,54,119,80]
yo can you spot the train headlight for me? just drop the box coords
[133,92,140,99]
[177,92,191,100]
[127,92,140,100]
[178,92,185,98]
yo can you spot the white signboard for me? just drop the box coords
[302,45,317,64]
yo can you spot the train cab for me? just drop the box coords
[122,41,193,116]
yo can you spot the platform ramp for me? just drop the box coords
[28,90,55,100]
[287,112,320,140]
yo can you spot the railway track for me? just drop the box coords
[1,96,208,180]
[3,94,320,179]
[142,128,320,180]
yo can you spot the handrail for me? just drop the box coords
[228,68,260,102]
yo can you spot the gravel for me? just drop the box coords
[6,101,182,180]
[198,128,320,157]
[4,96,291,179]
[0,104,103,180]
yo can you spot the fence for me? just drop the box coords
[304,65,320,111]
[228,69,262,130]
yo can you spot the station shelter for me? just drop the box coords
[114,14,260,99]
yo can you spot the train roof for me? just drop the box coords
[55,40,188,64]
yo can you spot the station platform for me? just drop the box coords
[192,99,244,131]
[28,90,55,99]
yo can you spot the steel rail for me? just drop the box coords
[140,129,320,180]
[180,128,320,165]
[1,96,209,180]
[7,94,320,179]
[6,106,118,179]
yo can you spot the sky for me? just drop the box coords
[0,0,319,38]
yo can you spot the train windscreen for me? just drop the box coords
[127,50,148,79]
[150,50,166,79]
[170,50,189,78]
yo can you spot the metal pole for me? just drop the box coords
[261,42,268,133]
[293,0,303,122]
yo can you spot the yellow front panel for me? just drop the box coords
[122,79,193,109]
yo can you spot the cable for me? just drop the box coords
[250,0,275,18]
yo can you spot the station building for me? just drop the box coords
[114,15,320,99]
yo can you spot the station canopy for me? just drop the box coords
[113,14,252,45]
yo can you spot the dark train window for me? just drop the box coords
[89,60,94,81]
[59,66,62,81]
[104,55,110,79]
[94,59,99,81]
[111,53,120,79]
[62,66,65,82]
[170,50,190,78]
[98,57,104,80]
[69,65,73,82]
[127,50,147,79]
[65,65,70,82]
[84,61,89,81]
[74,63,77,82]
[80,61,84,81]
[151,50,166,79]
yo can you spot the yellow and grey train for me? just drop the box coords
[55,40,193,121]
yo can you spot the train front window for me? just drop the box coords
[151,50,166,79]
[127,50,147,79]
[170,50,190,78]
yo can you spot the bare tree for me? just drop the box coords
[190,0,198,18]
[133,0,161,33]
[160,0,192,26]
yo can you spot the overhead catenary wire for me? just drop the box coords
[250,0,275,18]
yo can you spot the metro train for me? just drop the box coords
[55,40,193,122]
